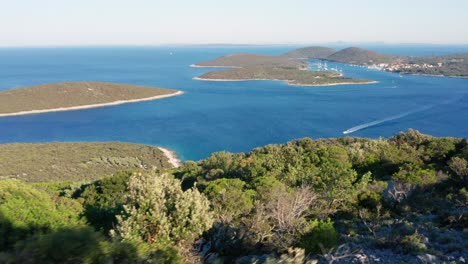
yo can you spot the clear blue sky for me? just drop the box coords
[1,0,467,46]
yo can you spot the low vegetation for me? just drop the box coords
[0,82,179,115]
[325,47,397,65]
[281,46,337,59]
[0,142,172,182]
[192,53,307,69]
[197,66,370,86]
[0,130,466,262]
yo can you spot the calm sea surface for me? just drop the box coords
[0,45,467,160]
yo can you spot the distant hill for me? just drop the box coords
[192,53,307,69]
[0,82,181,116]
[282,46,337,59]
[0,142,173,182]
[326,47,396,65]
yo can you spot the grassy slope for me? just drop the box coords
[0,142,173,182]
[281,46,337,59]
[326,47,397,65]
[198,66,370,85]
[0,82,179,114]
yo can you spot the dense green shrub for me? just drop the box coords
[112,172,214,250]
[392,163,437,186]
[14,227,108,263]
[398,232,428,255]
[203,178,256,222]
[1,130,466,262]
[298,219,338,254]
[76,171,131,234]
[0,180,83,250]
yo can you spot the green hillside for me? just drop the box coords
[326,47,396,65]
[197,65,372,86]
[282,46,337,59]
[0,130,466,263]
[0,142,173,182]
[192,53,307,69]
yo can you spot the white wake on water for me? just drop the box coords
[342,97,460,135]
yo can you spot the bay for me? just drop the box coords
[0,45,467,160]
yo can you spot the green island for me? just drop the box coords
[192,53,374,86]
[283,46,468,77]
[191,53,308,69]
[1,130,466,263]
[196,65,372,86]
[0,82,183,117]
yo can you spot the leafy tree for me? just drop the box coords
[425,138,456,163]
[203,178,256,223]
[251,175,283,200]
[392,163,437,186]
[199,151,243,180]
[77,171,131,234]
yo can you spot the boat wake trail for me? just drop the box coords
[342,97,460,135]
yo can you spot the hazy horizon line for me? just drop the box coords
[1,41,468,49]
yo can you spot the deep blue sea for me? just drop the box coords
[0,45,467,161]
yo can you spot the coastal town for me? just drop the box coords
[376,62,442,72]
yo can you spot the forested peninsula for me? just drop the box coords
[0,82,182,117]
[1,130,466,263]
[283,46,468,77]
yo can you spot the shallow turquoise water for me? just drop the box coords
[0,46,467,160]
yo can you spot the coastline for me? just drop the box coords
[290,80,379,87]
[193,77,271,82]
[396,72,468,79]
[0,90,184,117]
[190,64,242,68]
[194,77,378,87]
[158,147,181,168]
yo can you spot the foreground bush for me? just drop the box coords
[0,180,83,251]
[112,172,214,252]
[299,219,338,254]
